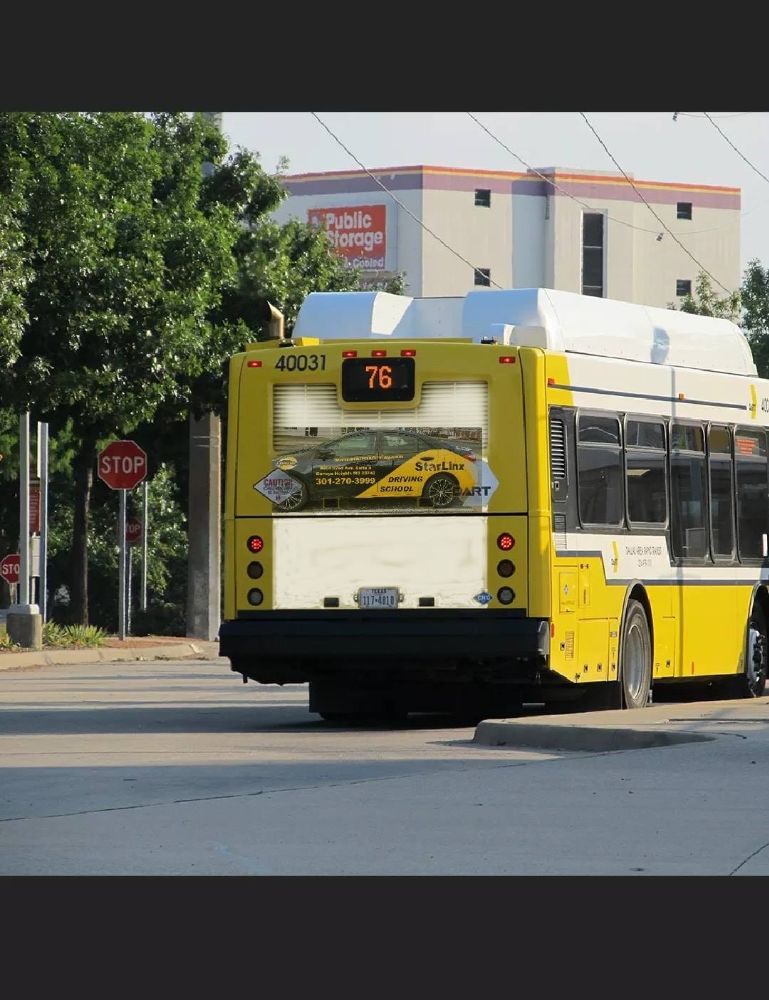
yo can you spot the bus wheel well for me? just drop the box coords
[751,585,769,626]
[627,584,653,658]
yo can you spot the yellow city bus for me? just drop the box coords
[219,288,768,720]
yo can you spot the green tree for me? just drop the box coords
[0,115,29,371]
[1,112,276,624]
[741,259,769,378]
[677,271,741,320]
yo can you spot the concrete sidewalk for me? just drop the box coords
[0,637,222,671]
[474,695,769,752]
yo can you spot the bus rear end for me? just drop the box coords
[219,318,550,717]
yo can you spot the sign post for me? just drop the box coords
[97,441,148,640]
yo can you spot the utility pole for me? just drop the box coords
[7,412,42,649]
[186,110,222,641]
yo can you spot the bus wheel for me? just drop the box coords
[742,604,768,698]
[620,599,652,709]
[275,480,308,512]
[422,473,458,508]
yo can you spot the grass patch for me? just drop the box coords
[43,622,107,648]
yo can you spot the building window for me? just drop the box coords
[474,189,491,208]
[676,279,692,297]
[677,202,692,220]
[474,268,491,287]
[581,213,604,297]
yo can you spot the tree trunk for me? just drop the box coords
[71,438,95,625]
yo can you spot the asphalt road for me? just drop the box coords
[1,658,768,875]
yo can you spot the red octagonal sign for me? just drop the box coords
[1,553,20,585]
[98,440,148,490]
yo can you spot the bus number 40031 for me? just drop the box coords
[274,354,326,372]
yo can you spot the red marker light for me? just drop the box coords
[342,350,357,358]
[371,349,387,357]
[246,535,264,554]
[247,359,262,368]
[547,377,555,386]
[499,356,515,364]
[497,533,515,551]
[401,349,416,357]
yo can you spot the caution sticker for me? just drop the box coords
[254,470,301,504]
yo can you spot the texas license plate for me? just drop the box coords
[357,587,399,609]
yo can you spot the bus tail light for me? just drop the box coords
[247,535,264,553]
[497,533,515,551]
[247,359,262,368]
[499,356,516,364]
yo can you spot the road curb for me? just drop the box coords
[473,719,715,752]
[0,642,207,671]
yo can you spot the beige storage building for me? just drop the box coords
[272,165,741,308]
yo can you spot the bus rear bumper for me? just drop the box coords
[219,610,549,683]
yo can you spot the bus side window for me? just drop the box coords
[670,422,708,561]
[576,412,623,528]
[735,427,769,560]
[625,418,667,528]
[708,425,735,561]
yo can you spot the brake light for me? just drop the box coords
[247,535,264,554]
[342,350,357,358]
[497,533,515,551]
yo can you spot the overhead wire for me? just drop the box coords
[309,112,505,289]
[578,112,733,294]
[702,111,769,187]
[468,112,739,238]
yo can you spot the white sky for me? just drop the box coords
[223,111,769,286]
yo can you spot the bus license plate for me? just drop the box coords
[358,587,399,609]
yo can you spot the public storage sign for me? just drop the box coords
[308,205,386,270]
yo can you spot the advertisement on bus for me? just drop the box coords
[253,426,498,514]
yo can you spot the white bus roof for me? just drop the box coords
[292,287,756,377]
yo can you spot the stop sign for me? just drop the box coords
[0,553,20,585]
[126,518,142,546]
[98,440,148,490]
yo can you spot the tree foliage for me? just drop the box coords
[0,111,392,628]
[741,259,769,378]
[677,271,741,321]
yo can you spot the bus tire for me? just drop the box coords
[421,473,459,508]
[274,478,308,512]
[741,603,768,698]
[620,599,652,709]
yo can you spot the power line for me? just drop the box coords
[309,112,505,289]
[703,111,769,187]
[676,112,755,119]
[468,112,661,236]
[578,112,733,295]
[467,112,737,240]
